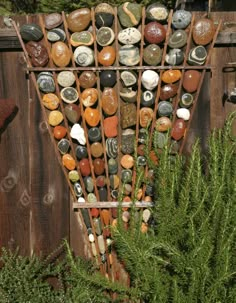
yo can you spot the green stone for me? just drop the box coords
[118,2,142,28]
[68,170,80,182]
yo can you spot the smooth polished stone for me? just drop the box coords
[48,110,63,126]
[136,188,143,200]
[124,184,132,195]
[122,211,130,223]
[88,233,95,242]
[162,70,181,83]
[138,128,148,143]
[141,70,159,90]
[93,217,102,235]
[171,118,186,140]
[25,41,48,67]
[120,87,137,103]
[58,138,70,154]
[165,48,184,65]
[60,87,79,104]
[192,18,215,45]
[137,144,145,156]
[53,125,67,140]
[84,107,100,127]
[182,70,201,93]
[121,129,135,154]
[88,127,101,142]
[65,104,81,124]
[42,93,59,110]
[155,116,172,132]
[95,13,114,28]
[57,71,75,87]
[95,3,114,15]
[104,116,118,137]
[118,2,142,27]
[96,175,106,187]
[141,90,155,107]
[120,70,137,87]
[51,42,71,67]
[75,145,88,160]
[70,31,94,47]
[153,131,168,148]
[93,158,105,175]
[100,70,116,87]
[108,158,118,174]
[137,156,146,166]
[144,22,166,44]
[44,13,62,30]
[47,28,66,42]
[97,235,106,254]
[79,158,91,176]
[143,44,162,66]
[176,108,190,121]
[109,174,120,190]
[106,138,118,158]
[101,209,110,225]
[96,27,115,46]
[160,83,178,100]
[121,103,136,128]
[81,209,91,229]
[119,45,140,66]
[84,176,93,193]
[102,88,118,116]
[91,208,99,218]
[180,93,194,108]
[62,153,76,170]
[121,169,132,183]
[70,123,86,145]
[158,101,173,117]
[79,71,97,88]
[121,154,134,169]
[146,3,168,22]
[74,46,94,66]
[67,8,91,32]
[91,142,103,158]
[69,170,80,183]
[172,10,192,29]
[168,29,187,48]
[118,27,141,45]
[88,193,97,203]
[81,88,98,107]
[74,182,83,197]
[99,187,108,202]
[139,107,153,128]
[98,46,116,66]
[149,150,158,165]
[188,45,207,65]
[20,23,43,41]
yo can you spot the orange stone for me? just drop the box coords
[53,125,67,139]
[90,208,99,218]
[101,87,118,116]
[84,107,100,127]
[171,118,186,141]
[139,107,153,128]
[162,70,182,83]
[149,150,158,165]
[144,196,152,202]
[81,88,98,107]
[137,188,143,200]
[90,142,103,158]
[93,158,105,175]
[104,116,118,137]
[62,154,76,170]
[42,93,59,110]
[98,46,116,66]
[141,222,148,233]
[122,196,131,211]
[120,154,134,169]
[101,209,110,225]
[192,18,215,46]
[155,117,172,132]
[182,70,201,93]
[51,42,71,67]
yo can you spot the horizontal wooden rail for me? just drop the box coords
[73,201,153,209]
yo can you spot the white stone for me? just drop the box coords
[142,209,151,223]
[88,233,95,242]
[176,108,190,121]
[74,46,94,66]
[97,235,105,254]
[141,70,159,90]
[70,123,86,145]
[78,197,85,203]
[118,27,141,45]
[57,71,75,87]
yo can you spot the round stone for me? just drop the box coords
[144,22,166,44]
[121,169,132,183]
[153,131,168,148]
[88,193,97,203]
[96,175,105,190]
[118,2,142,28]
[88,127,101,142]
[67,8,91,32]
[95,3,114,15]
[121,103,137,129]
[47,28,66,42]
[44,13,63,30]
[171,119,186,141]
[65,104,81,124]
[84,176,94,192]
[79,71,97,89]
[137,156,146,166]
[100,70,116,87]
[62,154,76,170]
[70,124,86,145]
[121,129,135,154]
[138,128,148,143]
[51,42,71,67]
[182,70,201,93]
[90,208,99,218]
[106,138,118,158]
[70,31,94,47]
[172,10,192,29]
[137,144,145,156]
[162,70,182,83]
[165,48,184,65]
[111,190,118,199]
[101,88,118,116]
[104,116,118,137]
[141,70,159,90]
[81,88,98,107]
[143,44,162,66]
[118,27,141,45]
[168,30,187,48]
[96,27,115,46]
[53,125,67,140]
[57,71,75,87]
[84,108,100,127]
[176,108,190,121]
[60,87,78,104]
[93,158,105,175]
[192,18,215,45]
[74,46,94,67]
[119,45,140,66]
[158,101,173,116]
[20,23,43,41]
[121,155,134,169]
[48,110,63,126]
[74,182,83,197]
[108,158,118,174]
[160,83,178,100]
[187,46,207,65]
[155,117,172,132]
[180,93,194,108]
[120,71,137,87]
[58,139,70,154]
[91,142,103,158]
[110,174,120,189]
[98,46,116,66]
[68,170,80,183]
[146,3,169,22]
[42,93,59,110]
[25,41,49,67]
[139,107,154,128]
[79,158,91,176]
[99,187,107,201]
[141,90,155,107]
[95,3,114,28]
[75,145,88,160]
[120,87,137,103]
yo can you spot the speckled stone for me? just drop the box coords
[138,128,148,143]
[106,138,118,158]
[187,45,207,65]
[58,138,70,154]
[119,45,140,66]
[70,31,94,47]
[180,93,194,108]
[68,170,80,183]
[121,169,132,183]
[143,44,162,66]
[144,22,166,44]
[67,8,91,32]
[139,107,153,128]
[84,107,100,127]
[108,158,118,174]
[75,145,88,160]
[141,90,155,107]
[118,2,142,28]
[104,116,118,137]
[146,3,169,22]
[153,131,168,148]
[141,70,159,90]
[47,28,66,42]
[176,108,190,121]
[65,104,81,124]
[25,41,49,67]
[120,87,137,102]
[160,83,178,100]
[155,116,172,132]
[171,119,186,140]
[162,70,182,83]
[74,46,94,66]
[172,10,192,29]
[81,88,98,107]
[93,158,105,175]
[53,125,67,140]
[42,93,59,110]
[158,101,173,117]
[96,27,115,46]
[165,48,184,65]
[121,129,135,154]
[91,142,103,158]
[118,27,141,45]
[51,42,71,67]
[44,13,63,30]
[101,87,118,116]
[88,127,101,142]
[79,71,97,89]
[74,182,83,197]
[100,70,116,87]
[168,30,187,48]
[79,158,91,176]
[182,70,201,93]
[121,103,136,129]
[60,87,79,104]
[70,123,86,145]
[62,154,76,170]
[48,110,63,126]
[57,71,75,87]
[20,23,43,41]
[98,46,116,66]
[192,18,215,45]
[95,3,114,28]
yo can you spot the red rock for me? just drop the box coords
[144,21,166,44]
[104,116,118,137]
[93,158,105,175]
[78,158,91,176]
[96,175,106,187]
[62,154,76,170]
[53,125,67,139]
[171,119,186,140]
[160,83,179,100]
[84,107,100,127]
[183,70,201,93]
[90,208,99,218]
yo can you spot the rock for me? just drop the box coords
[160,83,178,100]
[122,211,130,223]
[51,42,71,67]
[138,128,148,143]
[88,232,95,242]
[108,158,118,174]
[25,41,48,67]
[96,27,115,46]
[121,103,136,128]
[96,175,106,188]
[168,30,187,48]
[88,127,101,142]
[74,46,94,66]
[93,217,102,235]
[101,209,110,225]
[120,87,137,102]
[57,71,75,87]
[158,101,173,116]
[97,235,106,254]
[118,2,142,28]
[20,23,43,41]
[187,45,207,65]
[84,107,100,127]
[70,123,86,145]
[53,125,67,140]
[93,158,105,175]
[95,3,114,28]
[91,142,103,158]
[98,46,116,66]
[120,70,137,87]
[81,88,98,107]
[119,45,140,66]
[104,116,118,137]
[75,145,88,160]
[162,70,181,83]
[100,70,116,87]
[70,31,94,47]
[65,104,81,124]
[79,71,97,89]
[155,116,172,132]
[81,209,91,229]
[137,144,145,156]
[141,70,159,90]
[47,28,66,42]
[149,151,158,165]
[121,154,134,169]
[68,170,80,183]
[106,138,118,158]
[176,108,190,121]
[62,154,76,170]
[137,156,146,166]
[172,10,192,29]
[180,93,194,108]
[42,93,59,110]
[74,182,83,197]
[88,193,97,203]
[79,158,91,176]
[192,18,215,45]
[143,44,162,66]
[48,110,63,126]
[171,119,186,140]
[118,27,141,44]
[121,169,132,183]
[99,187,108,202]
[58,138,70,154]
[60,87,79,104]
[121,129,135,154]
[139,107,153,128]
[141,90,155,106]
[146,3,169,22]
[153,131,168,148]
[144,22,166,44]
[84,176,94,192]
[182,70,201,93]
[165,48,184,65]
[101,88,118,116]
[91,208,99,218]
[67,8,91,32]
[44,13,63,30]
[110,174,120,189]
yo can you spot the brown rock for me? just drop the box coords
[67,8,91,32]
[144,21,166,44]
[79,71,97,88]
[139,107,153,128]
[101,88,118,116]
[182,70,201,93]
[98,46,116,66]
[93,158,105,175]
[53,125,67,140]
[193,18,215,45]
[155,116,172,132]
[160,83,178,100]
[51,42,71,67]
[81,88,98,107]
[121,103,137,129]
[26,41,49,67]
[104,116,118,137]
[171,119,186,140]
[91,142,103,158]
